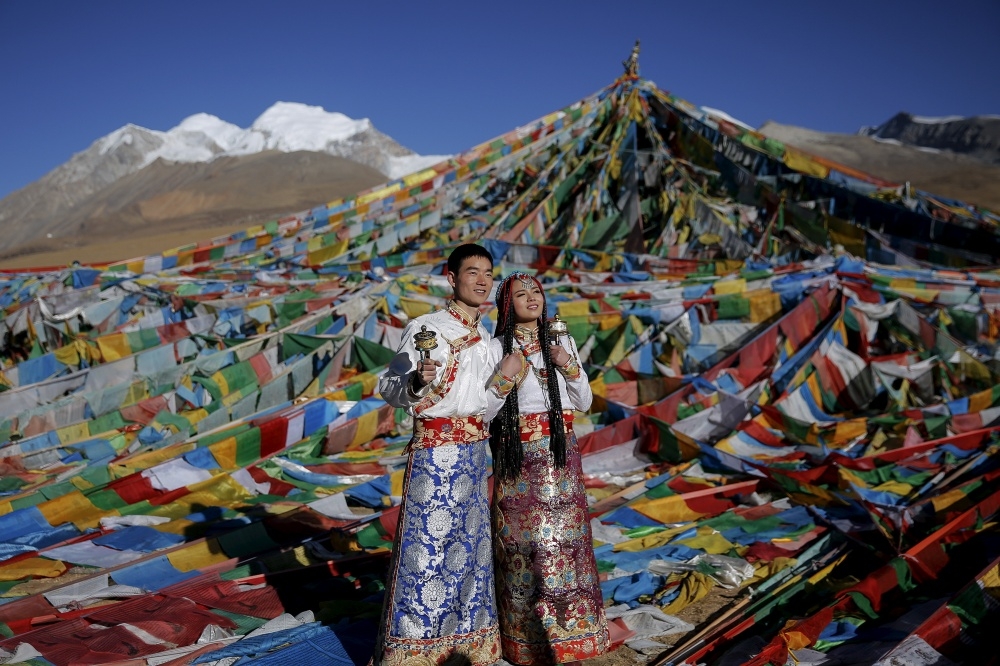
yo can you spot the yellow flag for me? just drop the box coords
[714,278,746,295]
[0,558,67,581]
[167,539,232,572]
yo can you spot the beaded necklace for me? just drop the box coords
[515,325,550,394]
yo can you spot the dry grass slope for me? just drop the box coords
[0,151,388,268]
[758,121,1000,212]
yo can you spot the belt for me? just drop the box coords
[410,414,486,450]
[518,410,574,441]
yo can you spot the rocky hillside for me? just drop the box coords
[0,151,388,263]
[860,113,1000,164]
[758,121,1000,211]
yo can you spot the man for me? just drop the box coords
[372,243,501,666]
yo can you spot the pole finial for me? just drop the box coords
[623,39,641,76]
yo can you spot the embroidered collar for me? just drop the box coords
[448,300,481,328]
[514,325,542,356]
[514,325,540,342]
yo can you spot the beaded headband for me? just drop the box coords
[497,271,538,294]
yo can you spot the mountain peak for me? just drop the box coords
[250,102,373,153]
[96,124,161,156]
[173,112,242,139]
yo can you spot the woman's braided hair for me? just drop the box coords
[489,272,567,481]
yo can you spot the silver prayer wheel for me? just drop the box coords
[413,325,438,360]
[547,314,568,341]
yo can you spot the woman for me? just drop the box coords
[486,272,609,666]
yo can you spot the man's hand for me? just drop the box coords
[414,358,442,387]
[549,343,570,367]
[499,352,523,379]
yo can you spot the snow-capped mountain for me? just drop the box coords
[65,102,447,185]
[89,103,446,178]
[0,104,449,256]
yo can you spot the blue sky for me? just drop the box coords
[1,0,998,200]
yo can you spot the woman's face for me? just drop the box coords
[510,280,543,325]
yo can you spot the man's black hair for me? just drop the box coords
[447,243,494,275]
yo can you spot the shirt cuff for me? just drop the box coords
[489,355,529,398]
[489,371,516,399]
[407,372,432,400]
[556,359,582,381]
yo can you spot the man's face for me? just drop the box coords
[447,256,494,309]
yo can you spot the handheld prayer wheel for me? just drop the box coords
[413,325,438,360]
[547,314,568,341]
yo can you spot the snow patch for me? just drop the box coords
[870,136,903,146]
[870,137,942,154]
[168,113,251,156]
[173,113,246,147]
[910,115,965,124]
[700,107,754,131]
[251,102,371,152]
[97,125,141,155]
[387,154,451,179]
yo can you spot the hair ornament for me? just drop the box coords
[497,271,536,293]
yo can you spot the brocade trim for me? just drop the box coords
[500,628,609,666]
[447,301,482,329]
[489,353,529,398]
[412,328,482,416]
[379,624,501,666]
[411,415,486,449]
[557,359,582,380]
[489,370,517,399]
[518,410,575,441]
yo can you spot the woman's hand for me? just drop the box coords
[499,352,524,378]
[549,343,570,367]
[414,358,442,387]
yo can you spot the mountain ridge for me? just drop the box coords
[0,103,447,256]
[858,112,1000,164]
[0,151,389,265]
[4,101,998,269]
[757,120,1000,211]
